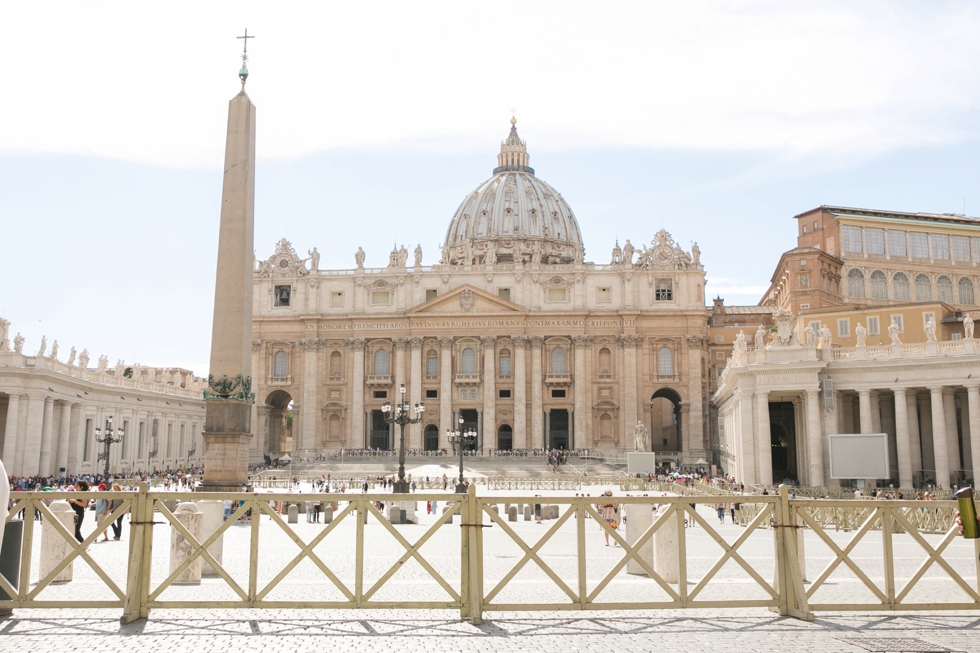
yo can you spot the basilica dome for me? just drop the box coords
[441,120,584,266]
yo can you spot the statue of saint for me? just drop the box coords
[964,313,974,339]
[49,340,59,361]
[13,333,24,354]
[691,242,701,267]
[611,242,622,264]
[855,322,867,347]
[0,317,9,351]
[754,325,767,351]
[888,319,902,345]
[633,420,650,451]
[67,346,76,366]
[78,349,89,369]
[414,244,423,267]
[819,325,832,349]
[925,317,937,342]
[622,239,635,265]
[530,241,542,265]
[355,246,366,268]
[733,330,747,354]
[97,355,108,374]
[308,247,320,272]
[484,241,497,265]
[805,326,815,348]
[398,244,409,267]
[36,336,47,358]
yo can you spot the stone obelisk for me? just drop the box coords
[202,35,256,492]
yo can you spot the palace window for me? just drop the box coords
[371,291,391,305]
[550,347,566,374]
[598,347,612,374]
[974,237,980,262]
[959,277,975,305]
[842,225,863,253]
[274,351,288,378]
[426,350,438,376]
[373,349,389,375]
[909,233,929,259]
[923,312,935,329]
[847,268,865,298]
[461,347,477,374]
[499,389,511,398]
[892,272,910,301]
[931,234,950,260]
[952,236,971,262]
[426,389,438,398]
[870,270,887,299]
[373,391,387,399]
[329,351,342,378]
[499,350,511,376]
[937,276,953,303]
[915,274,932,302]
[274,285,291,307]
[657,347,673,376]
[867,316,880,335]
[655,279,673,301]
[865,228,885,255]
[887,230,907,257]
[547,288,567,302]
[551,389,566,398]
[837,319,850,337]
[891,315,904,333]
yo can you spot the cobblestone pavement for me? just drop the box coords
[2,609,979,652]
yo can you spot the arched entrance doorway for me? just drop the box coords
[650,388,682,452]
[265,390,294,456]
[424,424,439,452]
[497,425,513,451]
[769,402,798,483]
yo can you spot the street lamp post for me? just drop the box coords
[447,417,477,493]
[381,383,425,494]
[95,416,124,481]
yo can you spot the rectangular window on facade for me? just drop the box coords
[909,232,929,258]
[371,290,391,305]
[837,319,850,337]
[497,288,511,301]
[891,315,904,332]
[931,234,950,260]
[715,351,724,359]
[951,235,971,262]
[274,285,291,307]
[547,288,567,302]
[425,289,438,301]
[499,389,511,398]
[800,303,810,310]
[499,355,511,376]
[596,287,611,303]
[425,389,437,398]
[655,279,673,301]
[715,335,723,343]
[802,224,807,234]
[717,367,723,378]
[865,228,885,255]
[330,291,344,307]
[426,356,438,376]
[974,237,980,262]
[83,418,92,461]
[842,225,863,253]
[887,230,907,257]
[551,389,566,398]
[867,316,880,335]
[952,332,962,341]
[373,390,387,399]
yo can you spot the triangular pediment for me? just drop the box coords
[408,284,528,315]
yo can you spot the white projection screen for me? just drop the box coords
[828,433,890,479]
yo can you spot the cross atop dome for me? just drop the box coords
[494,117,534,175]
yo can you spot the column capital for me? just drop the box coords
[252,339,262,352]
[393,336,411,349]
[301,338,322,352]
[408,336,424,349]
[480,335,497,348]
[511,335,530,346]
[345,337,366,352]
[529,336,544,348]
[572,334,594,347]
[438,335,454,349]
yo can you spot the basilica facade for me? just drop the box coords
[250,121,710,463]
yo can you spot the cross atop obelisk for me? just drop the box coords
[237,29,255,88]
[201,34,258,492]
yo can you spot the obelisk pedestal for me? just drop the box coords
[201,87,257,493]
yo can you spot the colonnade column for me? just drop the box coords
[55,402,72,475]
[894,388,913,488]
[347,338,366,449]
[967,385,980,485]
[530,337,544,449]
[737,390,757,484]
[858,389,873,434]
[38,397,55,476]
[438,336,453,449]
[19,394,44,475]
[755,390,772,486]
[929,386,950,488]
[2,394,20,470]
[805,388,824,487]
[409,337,423,450]
[482,336,496,450]
[512,336,528,450]
[250,341,261,457]
[572,335,592,451]
[942,390,960,480]
[70,407,86,474]
[906,392,923,478]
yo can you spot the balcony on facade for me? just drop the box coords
[454,374,481,386]
[365,375,393,386]
[544,373,572,386]
[269,375,292,386]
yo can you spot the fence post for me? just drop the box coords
[773,485,812,620]
[466,484,483,624]
[121,483,150,623]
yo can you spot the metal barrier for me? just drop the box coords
[2,485,978,623]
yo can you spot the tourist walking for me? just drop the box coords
[68,480,89,543]
[110,483,125,540]
[600,490,619,545]
[715,502,726,524]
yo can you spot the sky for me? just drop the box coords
[2,1,979,376]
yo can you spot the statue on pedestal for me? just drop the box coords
[733,331,747,354]
[888,319,902,345]
[855,322,867,347]
[633,420,650,451]
[414,244,423,267]
[308,247,320,272]
[36,336,47,358]
[355,247,365,269]
[49,340,59,361]
[805,325,816,348]
[0,317,9,351]
[964,313,974,339]
[13,333,24,354]
[622,239,635,265]
[819,325,832,349]
[691,242,701,267]
[754,325,767,351]
[398,244,409,267]
[484,241,497,265]
[925,317,937,342]
[96,355,108,374]
[78,349,89,369]
[67,347,76,366]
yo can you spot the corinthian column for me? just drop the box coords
[409,337,424,449]
[482,336,497,449]
[930,386,950,488]
[439,336,453,449]
[300,338,321,453]
[572,335,592,450]
[512,336,528,449]
[618,335,641,449]
[347,338,365,448]
[530,336,544,449]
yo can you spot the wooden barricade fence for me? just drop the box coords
[2,485,978,623]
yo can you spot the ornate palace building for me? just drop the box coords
[250,121,711,463]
